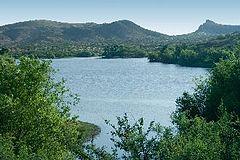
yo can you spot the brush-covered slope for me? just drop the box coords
[0,20,169,45]
[196,20,240,35]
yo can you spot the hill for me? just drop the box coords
[0,20,169,46]
[196,20,240,35]
[1,19,240,58]
[1,19,240,46]
[148,33,240,67]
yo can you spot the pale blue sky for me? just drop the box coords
[1,0,240,35]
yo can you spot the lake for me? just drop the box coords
[52,57,207,149]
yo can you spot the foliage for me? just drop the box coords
[197,19,240,35]
[0,20,168,49]
[2,19,240,59]
[102,45,147,58]
[0,55,99,159]
[87,111,240,160]
[148,33,240,67]
[106,114,163,159]
[0,48,10,55]
[175,57,240,121]
[7,41,102,58]
[86,58,240,160]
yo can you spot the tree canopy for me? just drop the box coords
[148,33,240,67]
[0,55,99,159]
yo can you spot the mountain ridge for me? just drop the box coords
[196,19,240,35]
[1,19,240,47]
[0,19,169,46]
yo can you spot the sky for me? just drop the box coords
[0,0,240,35]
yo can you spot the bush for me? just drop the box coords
[0,55,87,159]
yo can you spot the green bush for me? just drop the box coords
[0,55,89,159]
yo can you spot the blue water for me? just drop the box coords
[52,57,207,148]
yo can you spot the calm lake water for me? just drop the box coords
[52,57,207,148]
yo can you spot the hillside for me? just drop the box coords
[196,20,240,35]
[1,19,240,58]
[0,20,169,46]
[1,19,240,46]
[148,33,240,67]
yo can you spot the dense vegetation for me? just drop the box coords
[0,54,99,159]
[102,44,147,58]
[197,20,240,35]
[1,50,240,159]
[0,20,168,46]
[148,33,240,67]
[1,19,240,159]
[0,20,169,59]
[1,19,240,59]
[11,41,102,58]
[85,58,240,159]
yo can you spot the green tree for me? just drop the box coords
[87,58,240,160]
[0,48,9,55]
[0,55,95,159]
[176,58,240,121]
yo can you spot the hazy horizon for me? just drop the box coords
[1,0,240,35]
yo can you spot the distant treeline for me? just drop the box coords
[102,44,147,58]
[148,33,240,67]
[4,41,102,58]
[2,33,240,68]
[1,42,150,59]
